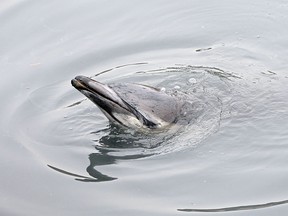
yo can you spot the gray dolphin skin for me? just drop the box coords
[71,75,184,129]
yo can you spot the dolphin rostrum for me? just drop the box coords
[71,76,185,130]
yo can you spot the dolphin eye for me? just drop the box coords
[143,118,159,128]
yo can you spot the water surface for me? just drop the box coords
[1,0,288,215]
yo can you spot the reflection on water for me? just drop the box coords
[178,199,288,212]
[48,147,152,183]
[48,125,154,182]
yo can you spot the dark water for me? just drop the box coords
[1,0,288,215]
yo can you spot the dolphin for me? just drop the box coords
[71,75,184,130]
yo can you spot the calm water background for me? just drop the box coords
[1,0,288,215]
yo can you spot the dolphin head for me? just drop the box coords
[71,76,181,129]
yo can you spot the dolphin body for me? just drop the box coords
[71,76,185,130]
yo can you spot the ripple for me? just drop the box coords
[178,199,288,212]
[11,63,240,181]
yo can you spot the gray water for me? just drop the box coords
[1,0,288,215]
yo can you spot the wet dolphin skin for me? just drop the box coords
[71,76,183,130]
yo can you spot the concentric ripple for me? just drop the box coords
[10,64,240,181]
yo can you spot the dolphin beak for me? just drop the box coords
[72,76,108,96]
[71,75,128,109]
[71,75,137,126]
[71,76,87,90]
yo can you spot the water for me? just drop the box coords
[1,0,288,215]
